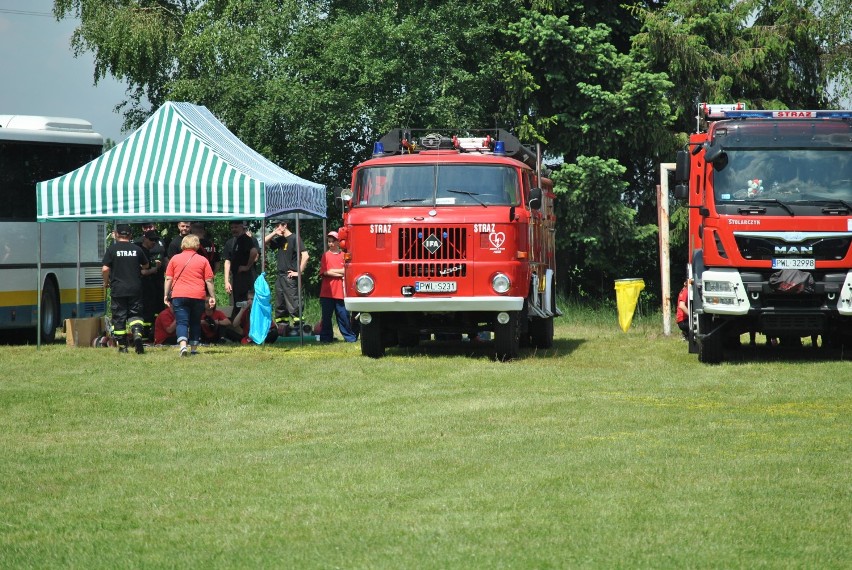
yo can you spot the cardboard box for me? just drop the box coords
[65,317,104,347]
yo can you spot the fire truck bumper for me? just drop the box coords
[344,296,525,312]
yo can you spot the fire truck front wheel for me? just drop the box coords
[494,311,520,362]
[529,316,554,349]
[360,313,385,358]
[697,314,723,364]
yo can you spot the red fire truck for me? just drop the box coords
[336,129,558,360]
[674,103,852,363]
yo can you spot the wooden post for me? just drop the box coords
[658,163,676,335]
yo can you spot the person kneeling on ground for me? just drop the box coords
[153,306,177,346]
[222,290,279,344]
[200,296,231,344]
[676,280,690,340]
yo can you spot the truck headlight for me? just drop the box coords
[704,280,733,293]
[701,268,747,315]
[491,273,511,294]
[355,274,375,295]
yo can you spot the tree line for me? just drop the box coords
[57,0,852,302]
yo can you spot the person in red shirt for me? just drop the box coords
[153,306,177,345]
[164,234,216,356]
[676,280,690,340]
[318,231,356,342]
[200,296,231,344]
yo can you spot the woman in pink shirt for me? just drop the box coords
[164,234,216,356]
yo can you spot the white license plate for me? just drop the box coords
[415,281,457,293]
[772,258,815,269]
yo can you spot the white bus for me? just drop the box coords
[0,114,107,342]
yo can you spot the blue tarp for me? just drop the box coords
[249,273,273,345]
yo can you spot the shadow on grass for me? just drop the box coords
[384,336,585,360]
[722,342,852,365]
[0,328,62,346]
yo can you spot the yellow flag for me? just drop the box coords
[614,279,645,332]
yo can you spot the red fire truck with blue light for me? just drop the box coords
[335,129,558,360]
[674,103,852,363]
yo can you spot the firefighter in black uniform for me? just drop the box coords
[102,224,150,353]
[264,220,309,329]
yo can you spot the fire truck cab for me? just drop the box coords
[337,129,558,360]
[674,104,852,363]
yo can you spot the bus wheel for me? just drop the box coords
[494,311,520,362]
[41,279,59,344]
[360,314,385,358]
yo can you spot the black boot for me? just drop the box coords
[132,327,145,354]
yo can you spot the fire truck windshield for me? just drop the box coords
[354,165,520,207]
[712,149,852,206]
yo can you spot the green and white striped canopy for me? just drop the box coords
[37,102,326,222]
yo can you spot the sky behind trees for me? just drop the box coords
[0,0,126,142]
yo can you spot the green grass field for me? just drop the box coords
[0,308,849,568]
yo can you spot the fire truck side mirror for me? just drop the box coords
[528,187,543,210]
[675,150,690,183]
[704,143,725,165]
[674,184,689,200]
[334,187,353,211]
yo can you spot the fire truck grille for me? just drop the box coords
[398,263,468,278]
[735,235,852,261]
[762,294,823,309]
[398,227,467,260]
[761,313,825,333]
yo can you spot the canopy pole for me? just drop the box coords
[323,219,328,253]
[260,218,267,275]
[296,214,303,346]
[37,223,43,350]
[76,222,82,317]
